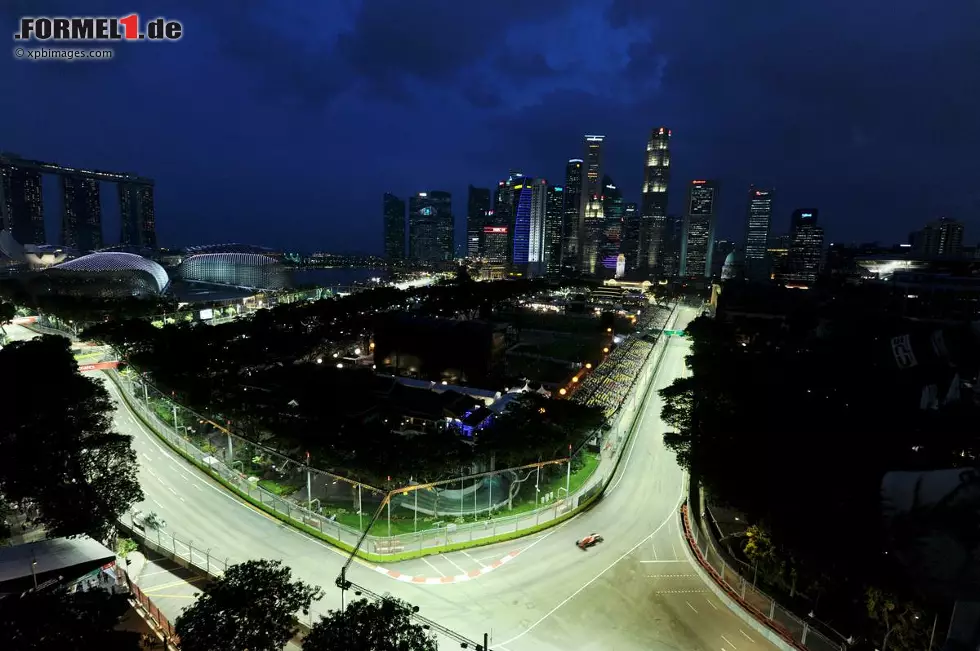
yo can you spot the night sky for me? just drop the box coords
[1,0,977,253]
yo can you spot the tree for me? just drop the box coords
[175,559,322,651]
[303,597,437,651]
[478,392,605,468]
[865,587,930,651]
[0,301,14,335]
[0,336,142,539]
[0,587,141,650]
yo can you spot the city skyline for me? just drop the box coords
[0,1,974,253]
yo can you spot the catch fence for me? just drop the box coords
[685,499,847,651]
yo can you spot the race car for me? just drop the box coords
[576,533,604,550]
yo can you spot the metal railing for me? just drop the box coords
[684,501,846,651]
[106,304,679,558]
[119,517,229,578]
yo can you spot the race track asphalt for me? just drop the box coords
[7,312,778,651]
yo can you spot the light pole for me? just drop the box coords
[565,446,572,498]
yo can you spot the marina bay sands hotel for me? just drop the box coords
[0,152,155,252]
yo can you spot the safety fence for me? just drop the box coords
[107,302,680,559]
[126,577,180,646]
[119,517,230,578]
[683,500,846,651]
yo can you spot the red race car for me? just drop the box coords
[576,533,604,550]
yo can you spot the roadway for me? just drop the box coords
[8,313,778,651]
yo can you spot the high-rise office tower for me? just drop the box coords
[118,182,156,248]
[510,177,546,270]
[621,202,639,272]
[466,186,491,258]
[787,209,824,284]
[408,191,453,263]
[600,176,624,271]
[562,159,583,271]
[744,186,773,282]
[913,217,964,257]
[61,175,102,251]
[382,192,406,259]
[527,178,547,268]
[0,161,45,245]
[661,215,683,277]
[680,180,717,278]
[494,171,523,263]
[544,184,564,277]
[580,135,605,274]
[640,127,671,273]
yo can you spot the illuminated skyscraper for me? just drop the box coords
[562,159,583,271]
[510,177,546,270]
[581,135,605,274]
[527,178,547,266]
[680,180,717,278]
[787,209,823,284]
[640,127,671,273]
[600,176,623,271]
[0,161,45,245]
[466,186,491,258]
[61,175,102,251]
[744,186,773,281]
[544,184,564,277]
[382,192,406,259]
[408,191,453,263]
[621,202,639,271]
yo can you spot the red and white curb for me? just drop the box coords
[374,549,522,584]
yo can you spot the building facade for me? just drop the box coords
[510,179,533,267]
[62,175,102,251]
[118,182,156,248]
[680,180,717,278]
[0,162,45,245]
[913,217,964,257]
[621,202,639,273]
[787,209,824,284]
[409,191,454,264]
[744,186,773,282]
[562,159,583,272]
[466,186,491,258]
[383,192,406,260]
[581,135,605,275]
[0,153,154,249]
[640,127,671,273]
[544,184,564,277]
[601,177,624,272]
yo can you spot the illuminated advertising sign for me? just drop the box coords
[692,180,707,185]
[484,226,508,234]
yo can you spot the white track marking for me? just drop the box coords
[422,558,445,577]
[496,484,683,647]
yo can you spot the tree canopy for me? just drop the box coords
[0,587,141,651]
[303,597,437,651]
[0,335,142,539]
[175,559,322,651]
[479,392,605,468]
[660,308,976,645]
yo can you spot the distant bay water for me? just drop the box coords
[289,267,388,290]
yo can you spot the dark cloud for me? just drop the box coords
[0,0,976,251]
